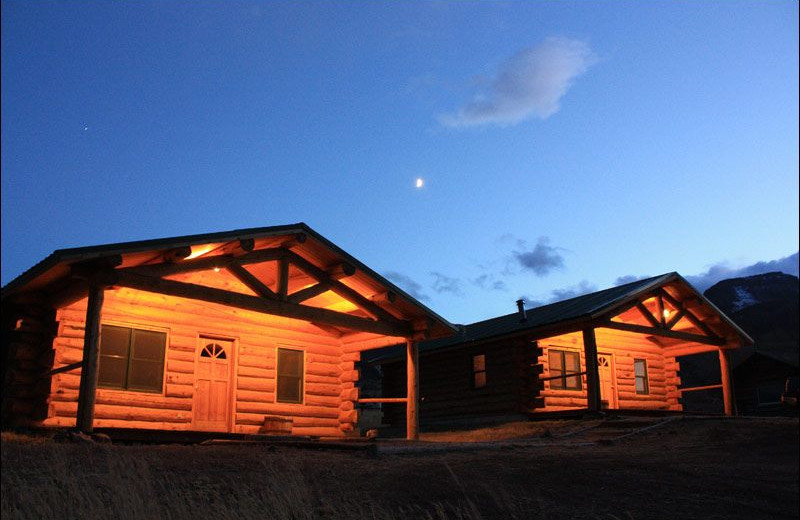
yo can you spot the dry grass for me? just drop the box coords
[0,433,528,520]
[2,418,798,520]
[418,419,601,443]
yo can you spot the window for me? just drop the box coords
[634,359,649,394]
[548,349,582,390]
[277,348,304,403]
[98,325,166,392]
[473,354,487,388]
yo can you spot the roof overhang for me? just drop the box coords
[366,272,754,364]
[2,223,457,341]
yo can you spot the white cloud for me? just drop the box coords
[439,37,596,127]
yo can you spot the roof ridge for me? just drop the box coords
[460,273,674,330]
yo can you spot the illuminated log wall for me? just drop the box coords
[41,285,361,437]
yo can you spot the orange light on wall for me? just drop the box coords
[326,300,359,313]
[186,245,215,260]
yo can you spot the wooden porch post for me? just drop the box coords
[406,338,419,440]
[718,348,734,416]
[76,284,105,433]
[582,327,602,413]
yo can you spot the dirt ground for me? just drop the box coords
[2,417,798,519]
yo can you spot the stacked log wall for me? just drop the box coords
[596,328,676,411]
[533,332,589,412]
[1,296,58,427]
[380,340,525,428]
[337,351,360,435]
[43,287,346,437]
[533,329,681,412]
[664,357,682,411]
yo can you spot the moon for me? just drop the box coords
[415,178,424,189]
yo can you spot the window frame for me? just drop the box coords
[98,323,168,394]
[634,358,650,395]
[276,347,305,404]
[472,353,487,389]
[548,349,583,391]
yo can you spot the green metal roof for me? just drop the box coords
[365,273,689,362]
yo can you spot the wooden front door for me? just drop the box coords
[193,338,233,431]
[597,353,618,409]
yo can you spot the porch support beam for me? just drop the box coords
[215,238,255,256]
[107,270,412,337]
[719,348,734,416]
[75,284,105,433]
[582,327,602,413]
[406,338,419,440]
[665,309,687,330]
[663,344,721,358]
[635,302,661,328]
[288,282,331,304]
[600,320,726,346]
[284,250,404,326]
[277,256,290,300]
[162,246,192,263]
[659,289,718,338]
[123,248,285,277]
[226,261,278,300]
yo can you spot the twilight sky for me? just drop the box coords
[2,1,798,324]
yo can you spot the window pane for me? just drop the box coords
[474,372,486,388]
[635,377,647,393]
[548,351,564,371]
[473,354,485,372]
[128,359,164,391]
[634,359,646,377]
[98,356,127,388]
[277,349,304,402]
[277,376,302,403]
[565,352,581,373]
[100,325,131,357]
[566,375,581,390]
[278,349,303,377]
[132,330,167,361]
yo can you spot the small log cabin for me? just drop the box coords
[369,273,754,429]
[1,224,456,439]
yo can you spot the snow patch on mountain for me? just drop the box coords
[731,286,759,312]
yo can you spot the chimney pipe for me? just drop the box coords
[516,299,527,322]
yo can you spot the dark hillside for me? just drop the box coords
[680,272,799,413]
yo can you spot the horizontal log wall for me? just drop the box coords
[533,329,682,413]
[2,297,58,427]
[381,339,525,428]
[533,332,588,412]
[43,284,348,437]
[597,328,680,411]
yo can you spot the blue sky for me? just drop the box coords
[2,1,798,324]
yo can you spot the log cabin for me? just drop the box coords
[368,273,754,430]
[1,224,456,439]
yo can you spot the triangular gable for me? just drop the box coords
[601,274,753,348]
[1,223,458,341]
